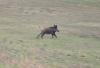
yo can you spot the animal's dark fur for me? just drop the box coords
[36,25,59,39]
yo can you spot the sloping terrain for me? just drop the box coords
[0,0,100,68]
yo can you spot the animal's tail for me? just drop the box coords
[36,25,43,39]
[36,33,41,39]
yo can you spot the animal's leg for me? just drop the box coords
[51,34,54,38]
[41,33,45,39]
[54,34,57,38]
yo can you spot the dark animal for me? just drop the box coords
[36,24,59,39]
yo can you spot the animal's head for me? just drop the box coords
[53,24,59,32]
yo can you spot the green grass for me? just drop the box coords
[0,13,100,67]
[0,0,100,68]
[0,27,100,68]
[0,64,6,68]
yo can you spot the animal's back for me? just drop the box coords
[41,27,54,34]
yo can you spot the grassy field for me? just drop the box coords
[0,0,100,68]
